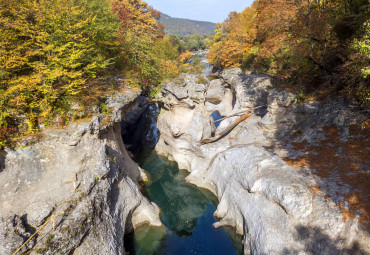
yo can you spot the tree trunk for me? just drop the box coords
[201,112,252,144]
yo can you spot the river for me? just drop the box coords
[123,53,243,254]
[125,150,243,255]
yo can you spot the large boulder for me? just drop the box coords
[156,74,207,109]
[206,79,226,104]
[221,68,274,109]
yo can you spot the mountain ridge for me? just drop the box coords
[160,13,216,35]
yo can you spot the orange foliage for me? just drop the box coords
[179,51,192,63]
[209,6,257,68]
[111,0,164,40]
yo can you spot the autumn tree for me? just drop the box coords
[0,0,183,145]
[111,0,180,88]
[209,5,257,69]
[208,0,369,105]
[0,0,120,133]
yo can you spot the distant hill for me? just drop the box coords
[160,13,216,35]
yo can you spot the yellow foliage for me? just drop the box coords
[180,51,193,63]
[0,0,182,145]
[0,0,120,137]
[160,60,179,78]
[208,5,257,69]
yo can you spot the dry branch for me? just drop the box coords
[214,105,266,123]
[201,112,252,144]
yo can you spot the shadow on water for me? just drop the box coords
[125,152,243,255]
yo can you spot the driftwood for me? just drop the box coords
[214,105,266,123]
[201,112,252,144]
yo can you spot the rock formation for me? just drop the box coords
[155,69,370,254]
[0,88,161,254]
[1,67,368,255]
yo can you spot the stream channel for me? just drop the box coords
[124,53,243,255]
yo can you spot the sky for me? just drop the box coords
[144,0,254,23]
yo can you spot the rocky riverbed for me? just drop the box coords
[155,68,370,254]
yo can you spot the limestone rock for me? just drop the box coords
[221,68,274,110]
[0,90,162,255]
[156,68,370,254]
[157,74,207,108]
[206,79,226,104]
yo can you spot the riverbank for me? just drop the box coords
[155,67,370,254]
[0,84,162,254]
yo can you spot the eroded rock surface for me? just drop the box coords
[155,70,370,254]
[0,89,161,255]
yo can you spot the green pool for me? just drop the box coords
[125,152,243,255]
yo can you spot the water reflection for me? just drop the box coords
[142,153,215,236]
[125,152,243,255]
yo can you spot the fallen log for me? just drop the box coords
[201,112,252,144]
[214,105,266,123]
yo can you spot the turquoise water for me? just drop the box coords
[125,152,243,255]
[211,111,224,128]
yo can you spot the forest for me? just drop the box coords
[208,0,370,106]
[0,0,184,145]
[1,0,369,146]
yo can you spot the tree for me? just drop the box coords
[0,0,120,133]
[111,0,180,89]
[209,6,257,69]
[208,0,370,105]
